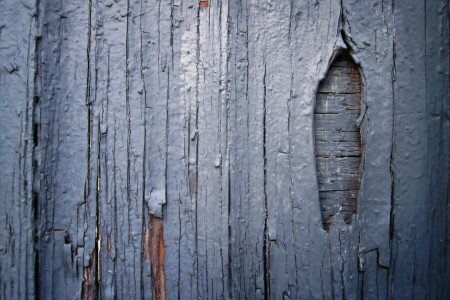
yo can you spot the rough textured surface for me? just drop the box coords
[0,0,38,299]
[0,0,448,299]
[144,217,166,300]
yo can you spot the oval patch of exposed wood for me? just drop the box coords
[315,51,362,231]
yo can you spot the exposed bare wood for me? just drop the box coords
[315,52,362,230]
[145,217,166,300]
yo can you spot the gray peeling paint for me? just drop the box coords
[0,0,448,299]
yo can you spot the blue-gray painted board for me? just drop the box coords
[0,0,448,299]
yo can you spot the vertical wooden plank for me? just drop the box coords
[196,1,230,299]
[341,1,396,298]
[140,0,173,298]
[288,1,341,298]
[0,0,37,299]
[333,3,390,299]
[89,0,145,298]
[390,0,436,298]
[253,1,298,298]
[37,0,91,298]
[162,1,201,299]
[424,1,449,299]
[126,0,147,297]
[235,1,268,298]
[82,2,99,299]
[92,0,123,296]
[390,0,449,298]
[143,0,170,220]
[227,1,260,298]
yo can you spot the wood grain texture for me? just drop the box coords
[315,52,362,230]
[0,0,448,299]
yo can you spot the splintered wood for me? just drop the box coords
[315,52,362,231]
[144,217,166,300]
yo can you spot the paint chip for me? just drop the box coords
[214,153,221,168]
[200,1,208,8]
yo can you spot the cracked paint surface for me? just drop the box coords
[0,0,448,299]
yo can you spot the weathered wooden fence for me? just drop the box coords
[1,0,449,299]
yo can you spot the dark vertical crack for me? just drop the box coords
[194,3,201,298]
[125,0,132,265]
[225,3,234,297]
[217,3,225,297]
[169,1,183,297]
[139,1,147,298]
[227,26,233,296]
[388,1,397,297]
[244,3,250,297]
[339,0,345,32]
[31,0,43,296]
[227,163,232,299]
[163,0,171,233]
[32,0,42,295]
[82,0,99,298]
[158,27,170,300]
[338,232,346,299]
[112,112,118,297]
[95,121,101,299]
[262,59,270,300]
[288,69,299,296]
[141,139,147,300]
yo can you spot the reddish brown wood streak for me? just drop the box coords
[82,250,98,300]
[144,217,166,300]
